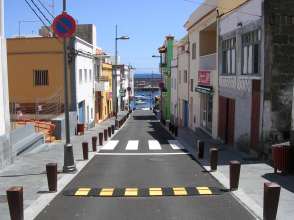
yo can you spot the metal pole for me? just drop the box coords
[62,0,76,173]
[113,25,118,118]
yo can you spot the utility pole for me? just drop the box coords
[62,0,76,173]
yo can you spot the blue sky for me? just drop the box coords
[5,0,203,73]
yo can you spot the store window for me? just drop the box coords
[242,29,261,75]
[221,37,236,75]
[200,93,213,133]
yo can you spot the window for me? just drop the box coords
[242,29,261,75]
[190,79,194,92]
[192,43,196,60]
[91,108,93,119]
[184,70,188,83]
[33,70,48,86]
[178,71,181,84]
[89,69,92,81]
[79,69,83,83]
[174,78,176,89]
[84,69,87,82]
[222,38,236,75]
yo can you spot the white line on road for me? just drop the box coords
[148,140,161,150]
[168,140,185,150]
[125,140,139,150]
[101,140,119,150]
[96,152,190,156]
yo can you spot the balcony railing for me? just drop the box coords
[95,81,110,92]
[199,53,216,70]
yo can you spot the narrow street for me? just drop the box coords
[36,110,254,220]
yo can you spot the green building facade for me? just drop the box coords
[159,36,174,121]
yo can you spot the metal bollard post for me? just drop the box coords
[210,148,218,171]
[92,136,97,152]
[104,129,108,141]
[197,140,205,159]
[263,182,281,220]
[111,125,115,134]
[98,132,103,146]
[82,142,89,160]
[174,126,178,136]
[108,126,112,137]
[46,163,57,192]
[230,161,241,191]
[6,186,23,220]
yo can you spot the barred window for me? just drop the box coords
[33,70,48,86]
[222,37,236,75]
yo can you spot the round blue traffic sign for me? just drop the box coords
[52,12,77,38]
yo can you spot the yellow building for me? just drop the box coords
[95,62,113,122]
[7,37,66,113]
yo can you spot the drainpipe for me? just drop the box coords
[187,35,191,129]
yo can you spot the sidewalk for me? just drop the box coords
[0,111,128,220]
[171,125,294,220]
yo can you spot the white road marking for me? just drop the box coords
[96,152,190,156]
[168,140,185,150]
[148,140,162,150]
[125,140,139,150]
[101,140,119,150]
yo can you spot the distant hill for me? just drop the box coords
[134,73,161,79]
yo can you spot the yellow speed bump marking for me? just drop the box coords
[196,187,212,195]
[124,188,138,197]
[75,188,91,196]
[100,188,114,197]
[149,187,163,196]
[173,187,187,196]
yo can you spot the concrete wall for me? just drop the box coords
[263,0,294,144]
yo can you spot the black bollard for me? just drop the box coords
[108,126,112,137]
[46,163,57,192]
[92,136,97,152]
[104,129,108,141]
[230,161,241,191]
[174,126,178,136]
[197,140,205,159]
[263,182,281,220]
[111,125,115,134]
[210,148,218,171]
[7,186,23,220]
[98,132,103,146]
[82,142,89,160]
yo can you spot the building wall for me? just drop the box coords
[7,38,64,104]
[218,0,250,14]
[263,0,294,144]
[171,44,178,121]
[75,37,95,126]
[0,0,12,169]
[218,0,263,150]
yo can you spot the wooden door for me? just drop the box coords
[218,96,228,142]
[250,80,261,150]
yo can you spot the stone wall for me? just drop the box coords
[263,0,294,142]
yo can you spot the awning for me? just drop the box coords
[195,86,214,95]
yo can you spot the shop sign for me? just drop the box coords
[198,71,210,86]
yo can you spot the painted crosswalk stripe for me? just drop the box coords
[168,140,185,150]
[101,140,119,150]
[125,140,139,151]
[148,140,161,150]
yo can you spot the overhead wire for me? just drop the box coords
[35,0,55,19]
[28,0,52,24]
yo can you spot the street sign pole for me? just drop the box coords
[62,0,76,173]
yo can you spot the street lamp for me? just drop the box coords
[113,25,129,117]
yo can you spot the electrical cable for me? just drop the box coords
[28,0,52,24]
[35,0,55,19]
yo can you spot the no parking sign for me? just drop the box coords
[52,12,77,38]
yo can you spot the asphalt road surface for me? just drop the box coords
[36,110,255,220]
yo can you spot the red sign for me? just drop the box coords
[52,12,77,38]
[198,71,210,86]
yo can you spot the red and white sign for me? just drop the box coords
[198,71,210,86]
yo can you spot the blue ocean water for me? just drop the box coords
[132,90,160,110]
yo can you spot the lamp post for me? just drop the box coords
[113,25,129,117]
[62,0,76,173]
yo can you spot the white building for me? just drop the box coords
[0,0,12,168]
[74,37,96,128]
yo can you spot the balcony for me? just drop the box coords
[95,81,110,92]
[199,53,216,70]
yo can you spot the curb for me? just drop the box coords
[24,113,129,220]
